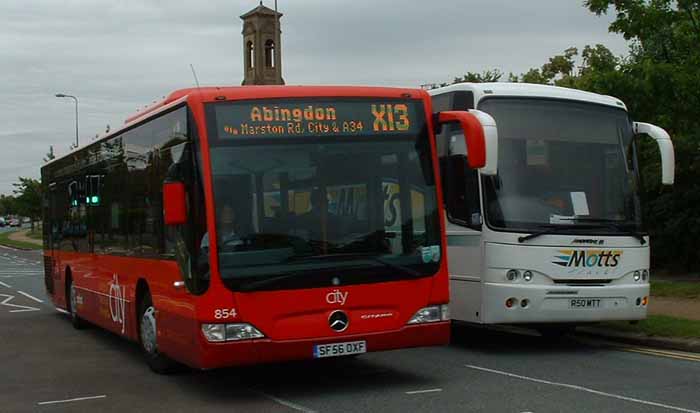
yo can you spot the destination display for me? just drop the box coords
[213,99,424,139]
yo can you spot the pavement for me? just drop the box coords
[7,228,42,246]
[1,246,700,413]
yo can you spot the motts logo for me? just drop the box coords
[553,250,622,268]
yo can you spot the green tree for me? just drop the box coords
[0,195,18,217]
[452,69,503,84]
[12,177,42,231]
[581,0,700,271]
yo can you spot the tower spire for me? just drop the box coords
[240,2,284,85]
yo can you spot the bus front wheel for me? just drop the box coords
[138,291,178,374]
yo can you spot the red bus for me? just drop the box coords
[41,86,494,373]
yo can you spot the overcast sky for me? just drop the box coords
[0,0,627,195]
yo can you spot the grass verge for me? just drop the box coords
[602,315,700,339]
[0,231,43,250]
[651,280,700,299]
[26,230,43,240]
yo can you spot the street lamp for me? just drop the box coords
[55,93,79,148]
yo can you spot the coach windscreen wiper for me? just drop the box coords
[517,225,575,243]
[557,217,646,245]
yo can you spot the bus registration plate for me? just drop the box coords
[570,298,601,308]
[313,341,367,358]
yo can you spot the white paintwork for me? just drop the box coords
[431,83,669,325]
[429,82,627,111]
[467,110,498,176]
[634,122,675,185]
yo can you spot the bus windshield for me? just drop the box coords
[205,99,441,291]
[478,98,642,233]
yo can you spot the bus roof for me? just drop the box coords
[44,85,428,168]
[125,85,427,124]
[429,82,627,111]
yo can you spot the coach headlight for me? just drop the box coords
[633,271,641,282]
[407,304,449,324]
[506,269,520,281]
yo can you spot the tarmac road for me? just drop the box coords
[0,246,699,413]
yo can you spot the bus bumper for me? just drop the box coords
[193,321,450,369]
[481,282,650,324]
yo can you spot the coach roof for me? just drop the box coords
[430,82,627,111]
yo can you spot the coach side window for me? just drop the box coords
[445,134,482,229]
[434,92,482,230]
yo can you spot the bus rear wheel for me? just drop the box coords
[67,278,86,330]
[138,291,179,374]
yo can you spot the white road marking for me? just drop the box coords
[0,281,12,288]
[405,388,443,395]
[55,307,70,315]
[37,395,107,405]
[250,389,317,413]
[0,294,40,312]
[18,290,44,303]
[465,364,700,413]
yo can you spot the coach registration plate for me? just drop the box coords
[313,340,367,358]
[570,298,601,308]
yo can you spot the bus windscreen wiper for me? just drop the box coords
[288,253,422,277]
[239,253,420,291]
[557,217,646,245]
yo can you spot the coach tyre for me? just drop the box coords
[67,276,85,329]
[138,291,178,374]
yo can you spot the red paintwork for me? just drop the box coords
[45,86,454,369]
[438,111,487,169]
[163,182,187,225]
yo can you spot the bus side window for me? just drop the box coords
[445,133,482,230]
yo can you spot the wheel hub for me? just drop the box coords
[141,306,158,354]
[70,284,77,319]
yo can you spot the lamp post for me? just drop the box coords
[55,93,79,148]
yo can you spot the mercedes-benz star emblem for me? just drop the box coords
[328,310,349,332]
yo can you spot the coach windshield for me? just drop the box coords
[478,97,642,235]
[204,99,441,292]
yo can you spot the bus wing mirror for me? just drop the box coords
[163,181,187,225]
[633,122,675,185]
[437,111,498,175]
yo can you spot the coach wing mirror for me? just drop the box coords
[633,122,675,185]
[163,181,187,226]
[436,110,498,176]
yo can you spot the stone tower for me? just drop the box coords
[241,2,284,85]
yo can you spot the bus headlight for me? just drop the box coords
[201,323,265,342]
[201,324,226,342]
[225,324,265,341]
[523,271,533,282]
[407,305,449,324]
[642,270,649,281]
[634,271,641,282]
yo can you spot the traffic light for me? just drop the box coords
[86,175,103,206]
